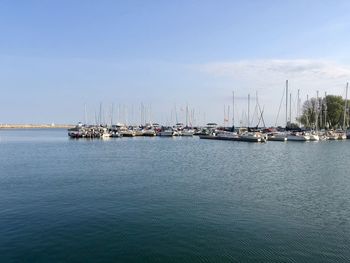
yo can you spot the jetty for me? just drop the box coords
[1,124,74,129]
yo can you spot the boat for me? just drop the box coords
[159,129,174,137]
[240,132,267,142]
[120,130,135,137]
[181,130,194,136]
[267,132,287,141]
[308,132,320,141]
[337,132,347,140]
[287,132,310,141]
[216,131,239,140]
[110,132,121,138]
[142,129,156,136]
[68,123,86,138]
[101,127,111,138]
[327,131,338,140]
[199,131,239,141]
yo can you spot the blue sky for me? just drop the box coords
[1,0,350,125]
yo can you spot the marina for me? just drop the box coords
[66,80,350,144]
[3,1,350,262]
[67,122,350,143]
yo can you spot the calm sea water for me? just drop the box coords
[1,129,350,262]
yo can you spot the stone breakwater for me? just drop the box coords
[0,124,74,129]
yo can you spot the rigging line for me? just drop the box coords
[257,107,265,127]
[275,87,285,127]
[257,102,266,127]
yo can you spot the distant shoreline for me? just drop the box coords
[0,124,74,129]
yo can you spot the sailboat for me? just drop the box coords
[239,93,267,142]
[309,91,320,141]
[283,80,309,142]
[339,82,349,140]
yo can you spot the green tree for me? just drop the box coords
[325,95,344,128]
[299,97,322,129]
[299,95,347,129]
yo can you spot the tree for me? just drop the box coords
[299,97,322,129]
[299,95,347,129]
[325,95,344,128]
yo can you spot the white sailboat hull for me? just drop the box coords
[287,135,309,141]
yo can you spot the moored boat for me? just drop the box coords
[267,132,287,141]
[308,133,320,141]
[159,129,174,137]
[287,132,310,141]
[240,132,267,142]
[181,129,195,136]
[143,129,156,136]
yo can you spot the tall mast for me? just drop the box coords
[223,105,226,126]
[324,92,327,129]
[140,103,143,126]
[286,80,288,128]
[227,105,230,128]
[297,89,300,127]
[149,103,152,125]
[316,90,319,131]
[343,82,349,129]
[248,93,250,128]
[99,102,102,125]
[175,104,178,124]
[306,95,309,128]
[289,93,292,126]
[131,104,134,125]
[111,103,114,126]
[232,91,235,127]
[84,103,87,125]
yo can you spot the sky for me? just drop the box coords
[1,0,350,126]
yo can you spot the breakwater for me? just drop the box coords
[0,124,74,129]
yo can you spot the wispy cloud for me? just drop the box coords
[194,59,350,125]
[196,59,350,100]
[198,59,350,80]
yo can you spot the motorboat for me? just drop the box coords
[159,129,174,137]
[142,129,156,136]
[181,129,195,136]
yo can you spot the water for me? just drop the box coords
[1,129,350,262]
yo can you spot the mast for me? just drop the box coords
[99,102,102,125]
[227,105,230,128]
[306,95,309,128]
[248,93,250,128]
[324,92,327,129]
[316,90,319,131]
[149,103,152,125]
[124,105,127,125]
[223,105,226,126]
[297,89,300,127]
[289,93,292,126]
[256,91,266,128]
[111,103,114,126]
[175,104,178,124]
[131,104,134,125]
[285,80,288,128]
[343,82,349,130]
[140,103,143,126]
[232,91,235,127]
[84,103,87,125]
